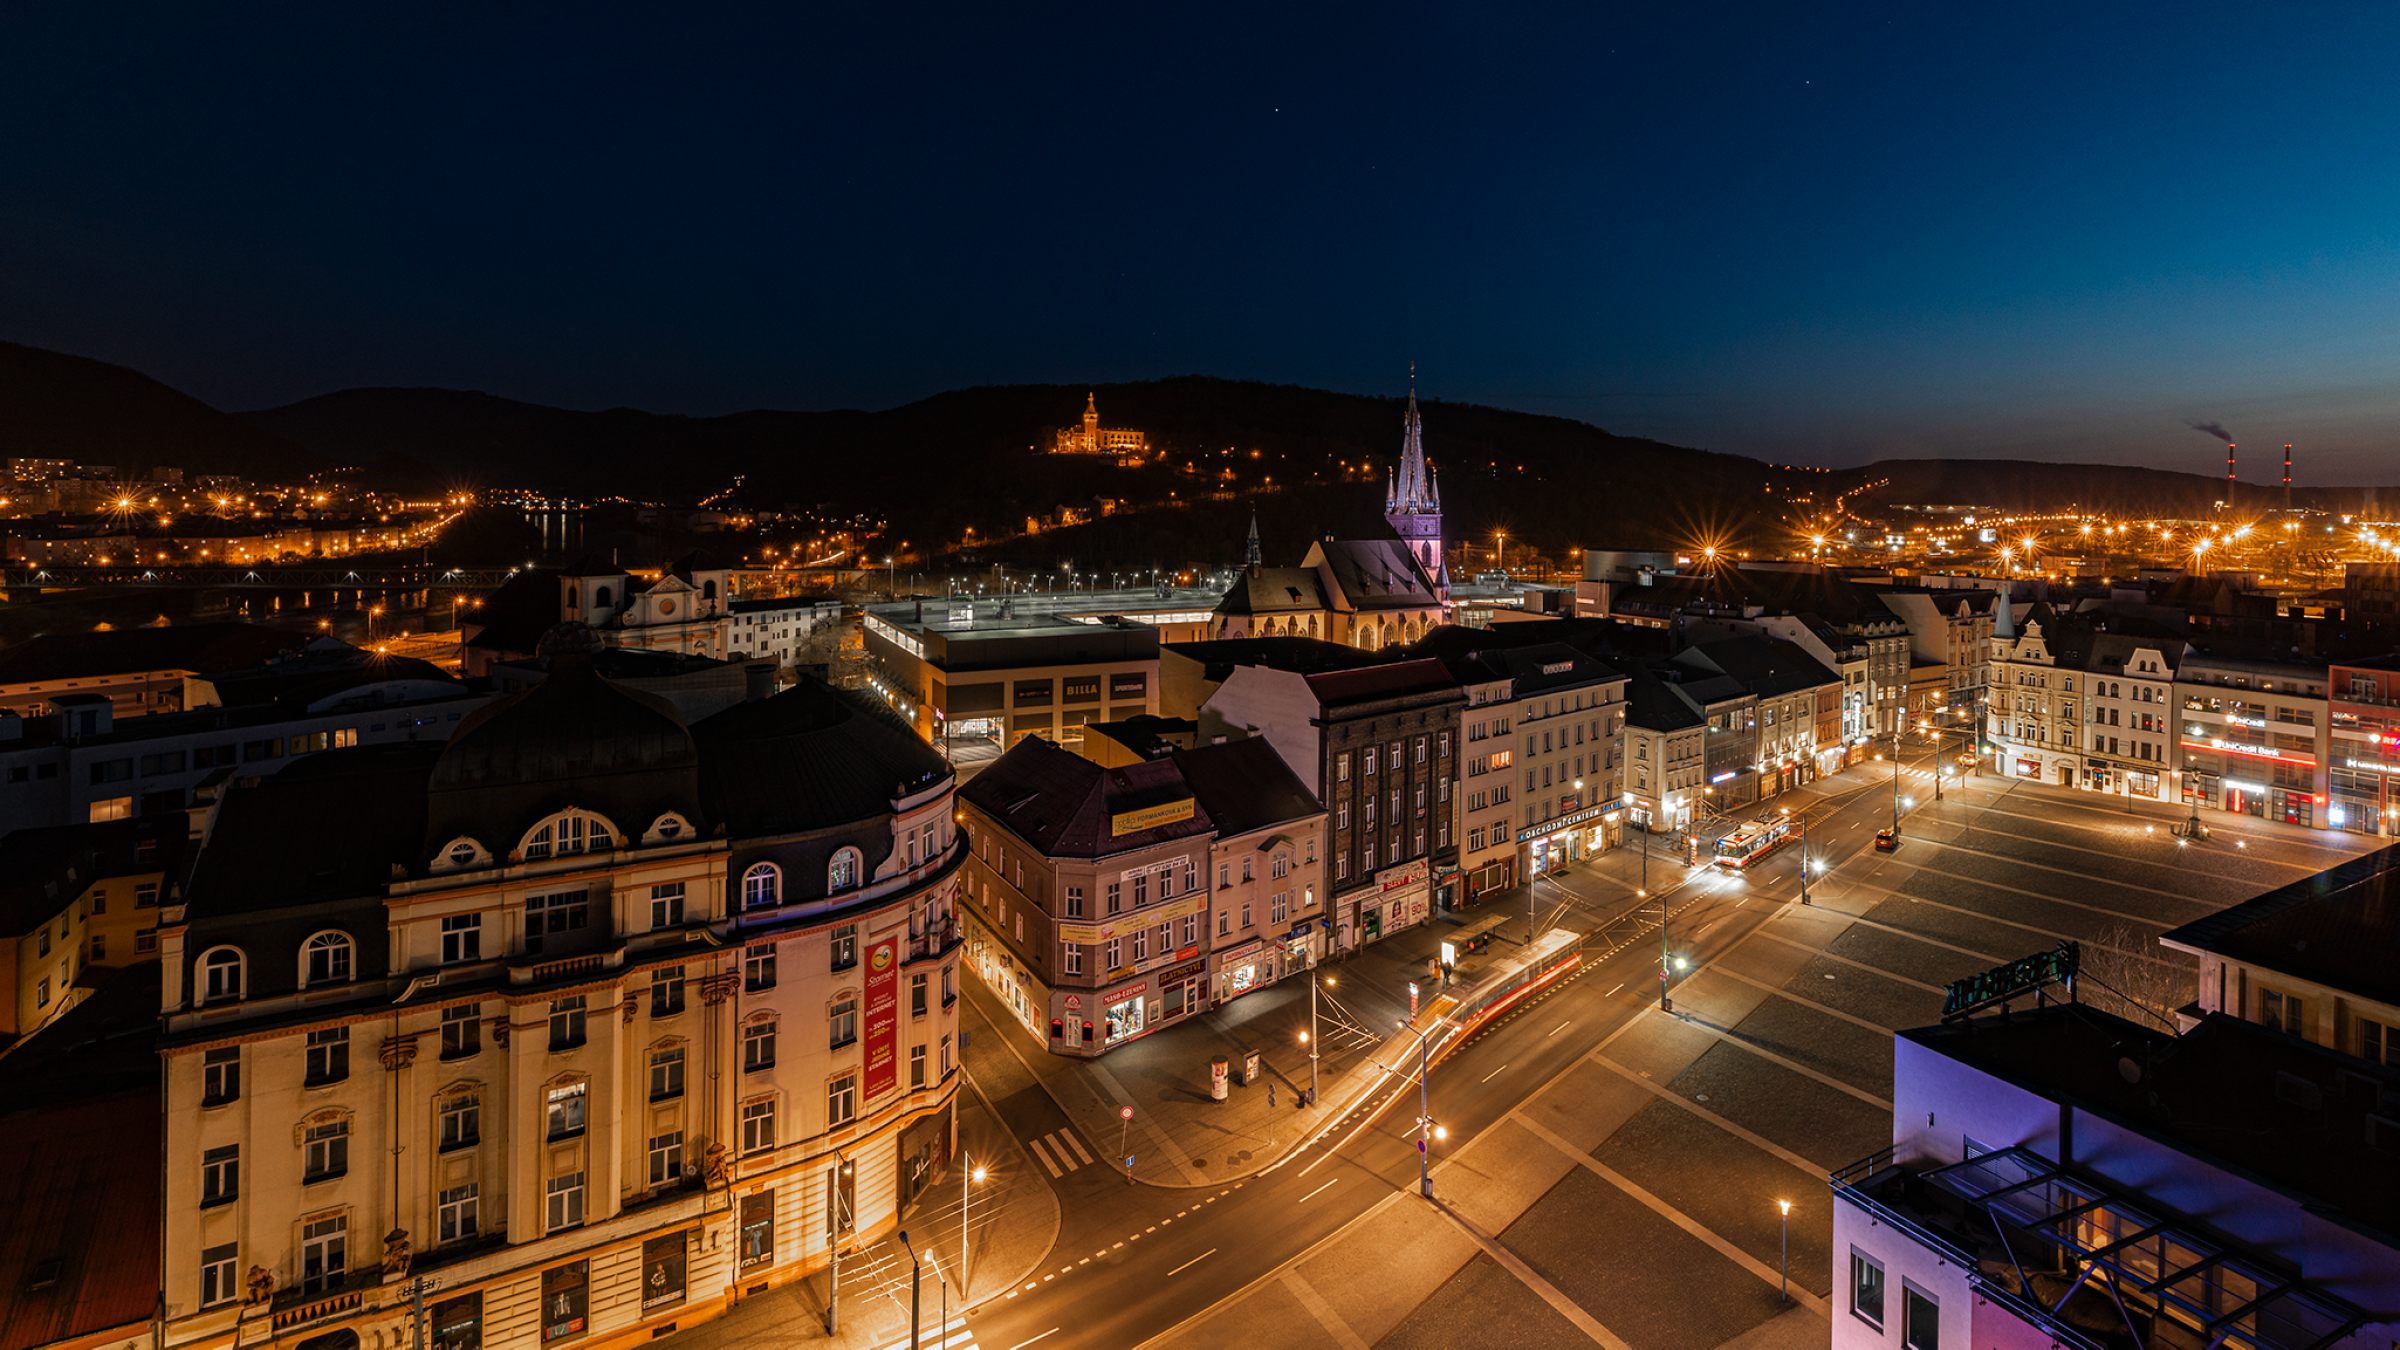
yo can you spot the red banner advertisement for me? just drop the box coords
[862,932,900,1099]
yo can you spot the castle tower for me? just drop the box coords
[1083,392,1100,446]
[1385,388,1448,595]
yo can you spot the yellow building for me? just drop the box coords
[158,644,963,1350]
[0,819,177,1052]
[1049,393,1150,465]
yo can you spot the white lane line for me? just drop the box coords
[1300,1176,1341,1202]
[1026,1136,1063,1178]
[1606,982,1624,996]
[1547,1020,1571,1037]
[1006,1333,1060,1350]
[1167,1248,1218,1276]
[1057,1129,1095,1165]
[1042,1131,1085,1171]
[1480,1062,1510,1083]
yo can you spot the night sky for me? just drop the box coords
[5,5,2398,480]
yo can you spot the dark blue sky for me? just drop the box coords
[5,4,2397,481]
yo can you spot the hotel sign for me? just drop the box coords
[1941,942,2080,1021]
[1111,798,1195,836]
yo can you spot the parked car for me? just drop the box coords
[1874,828,1900,852]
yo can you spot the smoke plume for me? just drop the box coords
[2186,419,2234,443]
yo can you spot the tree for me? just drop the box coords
[2076,921,2193,1031]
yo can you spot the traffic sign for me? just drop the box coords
[1120,1106,1134,1120]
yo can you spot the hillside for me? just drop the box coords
[0,341,323,481]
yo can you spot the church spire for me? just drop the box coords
[1384,373,1447,598]
[1245,508,1262,567]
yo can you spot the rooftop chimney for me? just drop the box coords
[744,662,776,702]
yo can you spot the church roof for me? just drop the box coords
[1307,539,1440,611]
[1215,567,1328,616]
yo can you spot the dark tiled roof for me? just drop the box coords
[959,735,1214,858]
[1624,664,1705,732]
[199,643,460,710]
[186,742,441,916]
[1214,567,1328,617]
[2158,844,2400,1006]
[0,622,308,684]
[557,552,625,578]
[1679,635,1840,698]
[1312,539,1439,610]
[0,821,183,937]
[463,567,565,655]
[426,655,703,855]
[1463,642,1625,694]
[1160,637,1378,682]
[1304,658,1461,708]
[1172,737,1323,838]
[693,678,948,836]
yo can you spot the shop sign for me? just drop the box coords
[1101,980,1148,1006]
[541,1261,589,1343]
[1516,803,1606,843]
[1213,939,1265,966]
[1941,943,2079,1020]
[1058,892,1206,945]
[641,1234,687,1312]
[1111,797,1196,836]
[1377,857,1430,892]
[1110,672,1149,698]
[862,934,900,1099]
[1064,994,1082,1012]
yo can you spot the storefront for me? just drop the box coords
[1155,958,1207,1020]
[1282,921,1320,977]
[964,916,1045,1041]
[1213,938,1273,1002]
[1519,803,1612,879]
[1359,857,1432,943]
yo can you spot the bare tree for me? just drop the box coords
[2076,921,2194,1031]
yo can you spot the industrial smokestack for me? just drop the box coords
[2227,442,2237,485]
[2285,444,2294,513]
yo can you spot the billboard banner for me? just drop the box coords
[863,932,901,1099]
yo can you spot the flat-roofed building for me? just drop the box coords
[861,600,1160,747]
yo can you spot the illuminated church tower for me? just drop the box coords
[1385,387,1448,595]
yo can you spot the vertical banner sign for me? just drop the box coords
[1408,980,1420,1019]
[863,933,901,1099]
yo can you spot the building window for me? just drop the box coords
[89,933,104,962]
[1106,883,1122,915]
[201,1144,239,1205]
[911,1043,927,1088]
[1851,1250,1885,1327]
[910,973,928,1018]
[827,1073,858,1127]
[650,1046,685,1100]
[302,931,354,986]
[1065,885,1084,918]
[439,1183,480,1243]
[940,1033,953,1078]
[743,863,782,909]
[441,1003,481,1058]
[650,883,686,928]
[830,997,858,1048]
[440,1094,480,1149]
[831,924,858,970]
[549,997,587,1050]
[1336,752,1350,782]
[1133,928,1150,961]
[524,891,588,955]
[546,1172,586,1232]
[523,812,610,861]
[745,943,778,991]
[199,947,244,1003]
[828,848,862,892]
[202,1046,241,1104]
[1063,945,1083,975]
[300,1213,346,1293]
[652,965,686,1015]
[304,1119,349,1181]
[2260,988,2304,1036]
[441,914,482,964]
[648,1131,685,1186]
[741,1100,776,1154]
[744,1018,778,1070]
[1902,1284,1937,1350]
[2364,1016,2395,1066]
[1105,937,1122,967]
[547,1082,587,1138]
[305,1027,350,1086]
[199,1244,238,1308]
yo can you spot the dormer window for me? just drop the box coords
[523,811,614,861]
[828,848,862,892]
[301,931,354,987]
[742,863,782,910]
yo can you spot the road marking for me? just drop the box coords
[1055,1128,1095,1165]
[1606,982,1623,995]
[1299,1176,1341,1202]
[1006,1333,1059,1350]
[1166,1248,1218,1277]
[1480,1062,1509,1083]
[1026,1136,1063,1177]
[1547,1019,1571,1037]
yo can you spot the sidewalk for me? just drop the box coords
[965,907,1482,1187]
[665,1078,1058,1350]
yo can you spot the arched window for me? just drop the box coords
[649,814,686,843]
[199,947,245,1003]
[302,931,353,986]
[702,580,717,602]
[566,585,579,608]
[828,848,862,893]
[595,585,613,608]
[522,811,614,861]
[742,863,781,910]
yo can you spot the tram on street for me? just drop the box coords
[1712,818,1795,869]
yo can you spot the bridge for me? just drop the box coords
[3,563,526,589]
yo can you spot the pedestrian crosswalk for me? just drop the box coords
[864,1317,974,1350]
[1025,1126,1096,1176]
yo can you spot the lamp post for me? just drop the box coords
[961,1157,985,1303]
[1778,1200,1792,1302]
[1397,1018,1441,1198]
[1303,973,1329,1106]
[896,1230,924,1350]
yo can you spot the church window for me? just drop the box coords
[744,862,783,909]
[595,585,612,607]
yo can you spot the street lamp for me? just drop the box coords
[1778,1200,1792,1302]
[896,1230,925,1350]
[1396,1018,1441,1198]
[961,1158,986,1303]
[1303,973,1332,1106]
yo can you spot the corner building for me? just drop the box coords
[158,645,962,1350]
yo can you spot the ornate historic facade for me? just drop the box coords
[1384,390,1447,598]
[158,635,962,1350]
[1049,393,1150,464]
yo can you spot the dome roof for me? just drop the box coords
[425,649,705,857]
[694,677,949,837]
